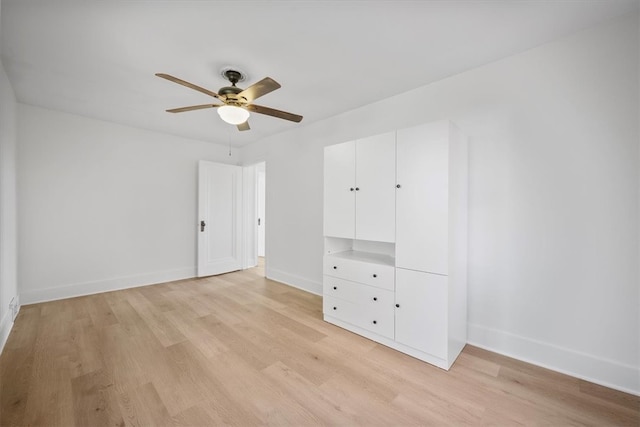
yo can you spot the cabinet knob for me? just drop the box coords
[350,187,354,191]
[355,187,360,191]
[396,184,401,189]
[373,297,377,301]
[333,266,337,270]
[333,286,337,290]
[372,320,377,324]
[372,274,377,278]
[333,306,337,310]
[395,304,400,308]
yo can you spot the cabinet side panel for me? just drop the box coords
[324,141,356,238]
[448,123,469,366]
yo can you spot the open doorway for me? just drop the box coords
[256,162,266,275]
[241,161,266,276]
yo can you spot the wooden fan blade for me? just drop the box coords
[156,73,220,99]
[246,104,303,123]
[166,104,221,113]
[237,121,250,131]
[238,77,281,102]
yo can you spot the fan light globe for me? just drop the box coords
[217,105,250,125]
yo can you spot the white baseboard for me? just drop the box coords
[0,294,20,355]
[0,310,13,355]
[20,267,196,305]
[266,267,322,296]
[468,322,640,396]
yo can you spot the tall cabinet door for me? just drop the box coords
[324,141,356,239]
[396,123,449,275]
[395,268,448,359]
[355,132,396,242]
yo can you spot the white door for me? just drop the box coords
[355,132,396,242]
[257,169,266,257]
[396,123,449,275]
[198,160,243,277]
[395,268,448,359]
[323,141,356,239]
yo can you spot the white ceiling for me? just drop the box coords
[1,1,637,147]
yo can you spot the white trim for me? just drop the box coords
[468,323,640,396]
[241,164,258,269]
[0,310,14,355]
[266,267,322,296]
[20,267,196,305]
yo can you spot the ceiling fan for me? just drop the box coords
[156,69,303,131]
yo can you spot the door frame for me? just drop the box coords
[240,161,266,270]
[257,166,266,258]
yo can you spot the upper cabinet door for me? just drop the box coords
[355,132,396,243]
[396,123,449,274]
[324,140,356,239]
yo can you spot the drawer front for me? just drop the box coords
[323,276,395,308]
[323,257,394,290]
[323,295,394,339]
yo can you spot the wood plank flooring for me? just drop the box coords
[1,262,638,426]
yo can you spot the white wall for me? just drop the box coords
[0,0,19,352]
[18,105,239,303]
[242,13,639,394]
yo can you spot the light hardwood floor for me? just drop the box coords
[1,263,638,426]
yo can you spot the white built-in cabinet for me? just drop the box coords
[323,132,396,243]
[323,120,468,370]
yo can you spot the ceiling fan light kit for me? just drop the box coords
[217,105,250,125]
[156,68,302,131]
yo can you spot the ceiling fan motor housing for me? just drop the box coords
[219,69,247,103]
[218,85,243,96]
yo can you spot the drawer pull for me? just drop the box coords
[333,306,337,310]
[333,286,337,290]
[333,266,337,270]
[372,274,377,278]
[372,320,377,325]
[373,297,377,301]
